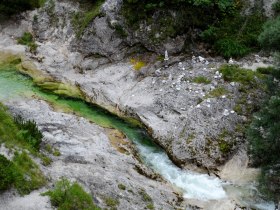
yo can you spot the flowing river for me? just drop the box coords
[0,64,275,209]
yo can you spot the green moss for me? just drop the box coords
[118,183,126,190]
[139,189,153,203]
[216,130,232,155]
[104,197,119,209]
[233,104,243,115]
[53,149,61,156]
[45,144,52,153]
[146,203,155,210]
[43,178,100,210]
[41,155,52,166]
[192,76,211,84]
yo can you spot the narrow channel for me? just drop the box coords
[0,64,275,209]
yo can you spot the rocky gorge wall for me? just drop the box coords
[0,0,278,208]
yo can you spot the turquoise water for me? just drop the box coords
[0,65,275,207]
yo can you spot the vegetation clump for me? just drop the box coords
[258,16,280,51]
[130,58,146,71]
[0,155,15,191]
[246,16,280,199]
[0,152,46,195]
[206,87,228,98]
[0,0,45,16]
[0,103,42,153]
[201,11,266,58]
[17,32,37,53]
[43,178,100,210]
[192,76,211,84]
[219,64,262,87]
[71,0,105,38]
[104,196,119,209]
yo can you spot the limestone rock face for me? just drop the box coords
[5,98,178,210]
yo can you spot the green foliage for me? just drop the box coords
[41,155,52,166]
[138,188,154,209]
[256,67,275,75]
[202,12,266,58]
[206,87,228,98]
[219,64,262,86]
[139,188,152,203]
[192,76,211,84]
[104,197,119,209]
[214,38,249,59]
[258,16,280,51]
[272,0,280,15]
[13,152,46,194]
[71,0,105,38]
[0,155,15,191]
[246,55,280,200]
[0,152,46,194]
[258,165,280,201]
[122,0,236,42]
[14,115,43,151]
[17,32,37,53]
[247,95,280,165]
[43,178,100,210]
[0,0,45,16]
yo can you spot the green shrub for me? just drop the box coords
[214,38,249,59]
[122,0,236,42]
[14,115,42,151]
[202,12,266,58]
[247,95,280,166]
[192,76,211,84]
[258,17,280,51]
[0,155,15,191]
[272,0,280,15]
[246,55,280,200]
[0,0,45,16]
[43,178,100,210]
[256,67,275,75]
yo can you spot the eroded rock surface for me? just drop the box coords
[4,98,178,210]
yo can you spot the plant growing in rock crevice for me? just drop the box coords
[43,178,100,210]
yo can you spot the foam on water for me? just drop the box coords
[135,141,226,200]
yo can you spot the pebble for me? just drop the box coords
[222,95,226,99]
[223,109,229,116]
